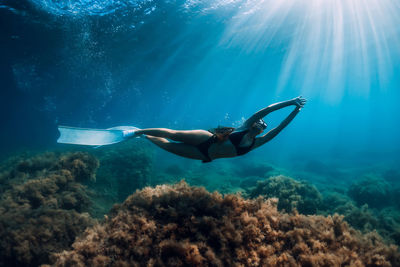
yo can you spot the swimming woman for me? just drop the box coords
[133,96,306,162]
[57,96,306,162]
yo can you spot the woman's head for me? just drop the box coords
[249,119,267,136]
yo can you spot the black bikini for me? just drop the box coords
[229,130,256,155]
[197,130,255,163]
[196,135,218,163]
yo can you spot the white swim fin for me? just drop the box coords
[57,126,140,146]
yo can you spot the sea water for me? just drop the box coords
[1,0,400,265]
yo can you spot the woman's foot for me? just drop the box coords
[123,128,142,138]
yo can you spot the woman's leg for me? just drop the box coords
[146,136,207,160]
[136,128,212,145]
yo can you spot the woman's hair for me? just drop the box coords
[209,126,235,142]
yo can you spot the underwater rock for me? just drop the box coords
[91,139,154,209]
[303,160,344,178]
[50,181,400,267]
[155,161,245,195]
[233,161,275,178]
[336,203,379,232]
[321,191,400,246]
[0,152,59,194]
[247,175,322,215]
[377,207,400,246]
[0,152,98,267]
[320,192,351,212]
[383,169,400,185]
[164,163,185,176]
[57,151,99,182]
[393,186,400,209]
[239,176,266,189]
[348,176,392,208]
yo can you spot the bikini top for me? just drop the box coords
[229,130,255,156]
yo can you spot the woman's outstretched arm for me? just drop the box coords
[252,97,306,148]
[239,97,300,129]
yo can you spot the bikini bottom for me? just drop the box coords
[196,135,218,163]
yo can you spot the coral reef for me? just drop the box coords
[247,175,322,215]
[50,181,400,267]
[0,152,98,267]
[348,176,392,208]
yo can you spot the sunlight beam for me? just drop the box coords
[219,0,400,104]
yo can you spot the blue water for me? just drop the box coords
[1,1,400,265]
[1,0,400,167]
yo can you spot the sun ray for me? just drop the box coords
[218,0,400,103]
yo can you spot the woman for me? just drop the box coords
[133,96,306,162]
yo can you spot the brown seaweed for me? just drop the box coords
[50,181,400,267]
[247,175,322,214]
[0,152,98,266]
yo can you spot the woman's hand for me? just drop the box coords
[292,96,307,109]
